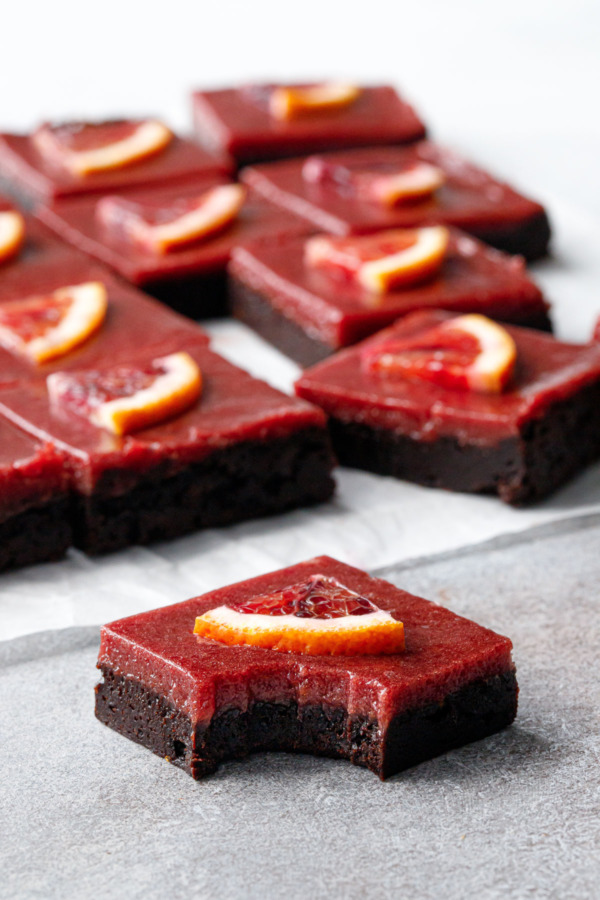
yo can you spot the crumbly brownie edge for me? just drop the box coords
[472,210,551,262]
[0,497,71,572]
[230,276,553,369]
[72,427,336,555]
[142,270,229,319]
[95,665,517,780]
[325,376,600,504]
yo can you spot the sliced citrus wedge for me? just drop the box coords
[96,184,246,254]
[0,281,107,365]
[47,351,202,435]
[363,313,517,394]
[354,162,446,206]
[269,83,361,120]
[194,574,405,656]
[0,210,26,264]
[305,226,449,294]
[33,119,173,176]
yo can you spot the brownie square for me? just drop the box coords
[95,555,517,780]
[241,143,551,260]
[0,341,335,554]
[0,128,232,208]
[0,416,71,571]
[230,229,551,366]
[192,84,426,167]
[295,310,600,504]
[37,178,310,317]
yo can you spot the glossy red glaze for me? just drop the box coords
[38,178,310,285]
[98,556,514,728]
[192,85,426,163]
[0,130,232,204]
[0,252,209,387]
[230,229,548,350]
[0,417,67,516]
[0,341,327,493]
[241,143,546,237]
[295,310,600,444]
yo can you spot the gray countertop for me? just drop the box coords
[2,515,599,900]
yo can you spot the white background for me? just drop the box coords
[1,0,600,638]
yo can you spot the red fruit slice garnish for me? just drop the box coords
[47,351,202,435]
[96,184,246,254]
[362,313,517,394]
[305,227,449,293]
[193,574,405,656]
[0,282,107,364]
[32,119,173,176]
[302,156,445,205]
[0,210,26,264]
[269,83,361,120]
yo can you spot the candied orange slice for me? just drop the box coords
[354,162,446,206]
[269,83,361,120]
[363,313,517,394]
[0,210,26,264]
[305,226,449,293]
[33,119,173,176]
[194,574,405,656]
[96,184,246,254]
[47,351,201,435]
[0,281,107,364]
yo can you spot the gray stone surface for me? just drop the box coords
[1,522,599,900]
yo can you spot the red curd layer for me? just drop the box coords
[241,144,546,236]
[0,416,68,516]
[192,85,426,162]
[0,132,232,204]
[37,179,310,286]
[231,229,548,349]
[98,555,514,728]
[0,341,327,494]
[0,271,209,387]
[295,310,600,445]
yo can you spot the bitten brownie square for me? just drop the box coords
[37,178,309,318]
[0,416,71,571]
[295,310,600,504]
[95,555,518,780]
[0,341,335,554]
[241,143,551,260]
[230,228,551,367]
[192,83,426,167]
[0,119,232,207]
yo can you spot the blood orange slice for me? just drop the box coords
[96,184,246,254]
[363,313,517,394]
[305,227,449,293]
[0,210,26,264]
[0,281,107,364]
[194,574,405,656]
[47,351,202,435]
[353,162,445,206]
[269,83,361,120]
[32,119,173,176]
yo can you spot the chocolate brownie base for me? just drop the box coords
[72,427,336,555]
[326,377,600,504]
[473,210,551,262]
[230,276,554,369]
[142,270,228,319]
[0,498,71,572]
[95,665,518,780]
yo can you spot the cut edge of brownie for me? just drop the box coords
[230,275,554,368]
[323,377,600,505]
[72,427,336,555]
[95,665,518,780]
[0,497,72,572]
[471,210,551,262]
[135,270,229,320]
